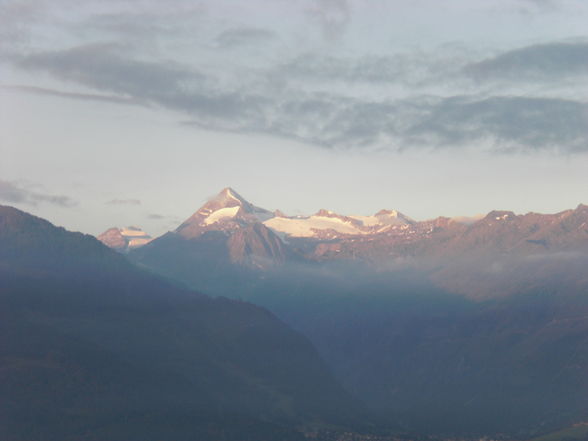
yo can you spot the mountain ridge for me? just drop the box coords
[109,188,588,271]
[102,188,588,246]
[0,204,367,440]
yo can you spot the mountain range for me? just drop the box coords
[4,187,588,439]
[111,187,588,300]
[102,187,588,262]
[101,188,588,438]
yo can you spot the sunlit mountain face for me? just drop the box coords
[3,1,588,440]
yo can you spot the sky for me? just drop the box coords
[1,0,588,236]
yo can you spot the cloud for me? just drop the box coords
[464,42,588,82]
[273,50,473,90]
[147,213,165,220]
[0,180,77,207]
[514,0,560,13]
[12,42,588,154]
[306,0,350,41]
[1,85,144,105]
[86,12,183,40]
[402,96,588,153]
[215,27,276,48]
[17,43,201,98]
[16,43,263,123]
[106,199,142,206]
[188,94,588,154]
[0,0,47,55]
[278,53,415,84]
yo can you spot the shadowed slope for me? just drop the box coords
[0,205,364,441]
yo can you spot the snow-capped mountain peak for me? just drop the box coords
[97,226,152,252]
[211,187,248,207]
[100,187,416,243]
[176,187,272,238]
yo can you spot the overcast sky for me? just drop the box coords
[1,0,588,236]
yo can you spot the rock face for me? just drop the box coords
[228,222,288,268]
[97,226,152,252]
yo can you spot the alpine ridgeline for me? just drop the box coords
[124,188,588,438]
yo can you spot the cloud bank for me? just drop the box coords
[3,0,588,154]
[0,180,76,207]
[106,199,142,206]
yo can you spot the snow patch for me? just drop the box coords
[349,215,381,227]
[349,211,409,227]
[264,215,363,237]
[120,227,150,237]
[225,189,241,204]
[203,206,240,225]
[128,237,152,248]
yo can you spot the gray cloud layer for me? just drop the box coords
[5,0,588,157]
[306,0,350,41]
[1,85,143,105]
[465,41,588,82]
[106,199,142,206]
[17,43,199,99]
[215,27,277,48]
[13,41,588,154]
[0,180,77,207]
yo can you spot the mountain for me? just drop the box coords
[97,226,152,252]
[128,187,588,300]
[130,189,291,293]
[296,204,588,299]
[173,187,413,241]
[101,189,588,264]
[123,189,588,438]
[176,187,273,239]
[128,188,418,290]
[0,205,365,441]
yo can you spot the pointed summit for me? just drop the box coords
[176,187,272,239]
[210,187,250,209]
